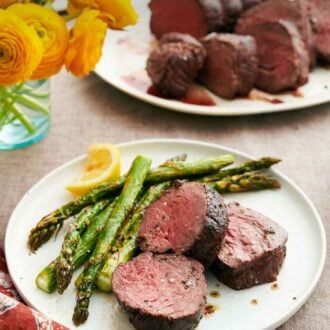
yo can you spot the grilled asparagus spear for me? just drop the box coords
[55,200,110,294]
[200,157,281,182]
[72,155,152,325]
[36,199,117,293]
[28,177,126,253]
[210,172,281,193]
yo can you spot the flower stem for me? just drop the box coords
[8,103,35,134]
[27,91,50,99]
[0,81,50,134]
[15,95,50,115]
[0,109,9,127]
[11,82,25,94]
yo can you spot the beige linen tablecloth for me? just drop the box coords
[0,71,329,329]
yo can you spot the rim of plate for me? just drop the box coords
[4,138,327,329]
[93,70,330,117]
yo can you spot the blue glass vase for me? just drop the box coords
[0,79,50,150]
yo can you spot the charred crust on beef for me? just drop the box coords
[188,185,228,267]
[112,253,207,330]
[237,20,309,93]
[199,33,258,99]
[146,33,206,98]
[211,202,288,290]
[137,182,228,267]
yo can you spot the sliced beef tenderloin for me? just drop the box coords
[112,252,207,330]
[309,0,330,63]
[149,0,224,39]
[146,33,206,98]
[211,202,288,290]
[239,20,309,93]
[149,0,207,39]
[235,0,314,67]
[138,181,228,267]
[199,33,258,99]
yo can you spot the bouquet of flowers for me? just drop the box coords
[0,0,137,146]
[0,0,138,84]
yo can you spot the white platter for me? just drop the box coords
[5,139,326,329]
[94,0,330,116]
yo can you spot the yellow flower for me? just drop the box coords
[8,4,69,80]
[0,9,43,86]
[65,9,107,77]
[68,0,138,29]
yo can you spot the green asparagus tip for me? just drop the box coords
[56,263,74,295]
[246,157,281,166]
[212,171,281,194]
[268,178,281,189]
[28,225,56,252]
[160,154,188,167]
[73,306,89,326]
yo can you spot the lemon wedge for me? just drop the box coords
[66,143,121,195]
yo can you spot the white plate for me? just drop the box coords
[5,139,326,330]
[94,0,330,116]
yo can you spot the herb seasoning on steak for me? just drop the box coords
[211,202,288,290]
[199,33,258,99]
[138,181,228,267]
[112,252,207,330]
[146,33,206,98]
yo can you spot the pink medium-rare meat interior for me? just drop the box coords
[149,0,208,39]
[138,182,207,254]
[112,252,207,318]
[219,202,288,269]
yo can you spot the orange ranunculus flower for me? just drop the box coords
[0,9,43,86]
[68,0,138,29]
[65,9,107,77]
[8,3,69,80]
